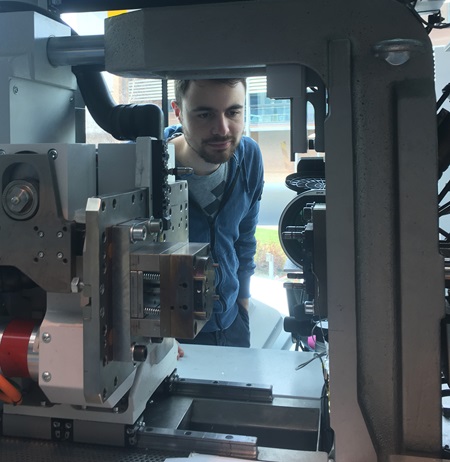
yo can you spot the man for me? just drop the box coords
[164,79,264,347]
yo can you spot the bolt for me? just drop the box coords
[384,51,410,66]
[130,223,147,243]
[304,301,315,315]
[7,186,30,213]
[71,277,84,293]
[42,371,52,382]
[48,149,58,160]
[373,38,424,66]
[147,219,163,234]
[42,332,51,343]
[38,251,45,259]
[57,252,64,259]
[38,231,45,238]
[56,231,63,238]
[12,86,18,94]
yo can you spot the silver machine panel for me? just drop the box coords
[0,1,447,461]
[0,2,216,448]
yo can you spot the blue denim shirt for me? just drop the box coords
[164,125,264,331]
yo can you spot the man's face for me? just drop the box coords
[173,80,246,165]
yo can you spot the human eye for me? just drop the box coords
[227,109,242,118]
[197,112,211,119]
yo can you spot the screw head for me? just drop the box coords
[42,371,52,382]
[7,185,30,213]
[70,277,84,293]
[42,332,51,343]
[373,38,424,66]
[2,180,38,220]
[48,149,58,160]
[130,224,148,243]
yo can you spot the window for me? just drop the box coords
[63,11,321,324]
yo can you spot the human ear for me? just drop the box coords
[171,101,182,120]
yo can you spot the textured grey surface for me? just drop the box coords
[0,437,187,462]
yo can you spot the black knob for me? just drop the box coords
[132,344,148,362]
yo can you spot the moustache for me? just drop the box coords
[203,136,234,144]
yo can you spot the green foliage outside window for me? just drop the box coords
[254,227,287,278]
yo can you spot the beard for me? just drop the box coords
[184,132,242,165]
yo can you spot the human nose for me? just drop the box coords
[212,114,229,136]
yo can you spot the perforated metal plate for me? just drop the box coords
[285,176,326,193]
[0,437,188,462]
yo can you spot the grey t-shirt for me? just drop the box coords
[182,162,228,219]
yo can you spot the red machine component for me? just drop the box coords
[0,319,38,378]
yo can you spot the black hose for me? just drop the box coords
[73,66,163,141]
[1,2,164,141]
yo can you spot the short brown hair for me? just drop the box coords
[174,79,246,107]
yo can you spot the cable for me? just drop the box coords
[437,84,450,111]
[312,268,329,357]
[439,200,450,217]
[296,351,327,371]
[0,375,22,405]
[440,227,450,239]
[439,179,450,203]
[399,1,450,33]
